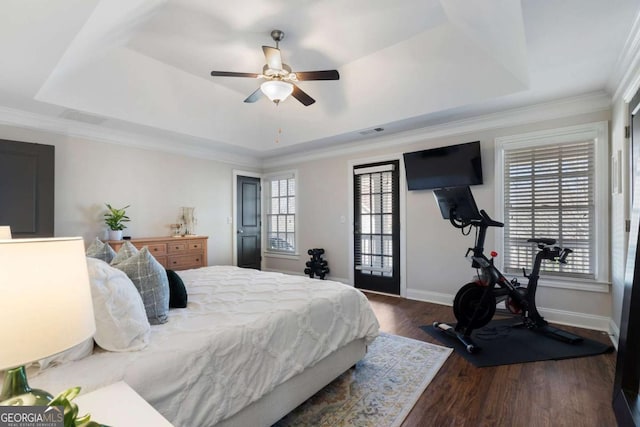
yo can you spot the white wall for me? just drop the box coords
[0,124,254,266]
[264,109,612,330]
[610,99,629,339]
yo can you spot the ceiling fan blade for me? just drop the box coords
[294,70,340,81]
[210,71,259,78]
[244,87,263,103]
[262,46,282,70]
[291,84,315,106]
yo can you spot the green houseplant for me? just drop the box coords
[104,204,130,241]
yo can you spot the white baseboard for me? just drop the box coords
[405,289,454,306]
[405,288,612,332]
[536,307,611,332]
[609,320,620,349]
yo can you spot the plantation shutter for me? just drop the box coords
[354,163,397,277]
[503,140,595,279]
[266,173,296,253]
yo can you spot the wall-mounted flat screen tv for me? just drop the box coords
[403,141,483,190]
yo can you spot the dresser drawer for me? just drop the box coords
[145,243,167,256]
[108,236,207,271]
[188,241,203,252]
[152,255,168,268]
[168,242,188,253]
[167,254,204,269]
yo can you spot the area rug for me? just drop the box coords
[421,318,614,367]
[272,332,453,427]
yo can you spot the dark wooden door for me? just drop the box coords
[237,175,261,269]
[353,160,400,294]
[613,90,640,426]
[0,140,54,237]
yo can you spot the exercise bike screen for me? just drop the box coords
[433,186,482,221]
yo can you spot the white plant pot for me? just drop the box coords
[108,230,123,241]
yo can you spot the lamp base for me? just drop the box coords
[0,366,53,405]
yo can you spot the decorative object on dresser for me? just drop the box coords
[108,236,208,271]
[103,203,130,241]
[0,237,96,405]
[179,206,197,236]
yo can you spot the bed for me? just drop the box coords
[28,265,380,427]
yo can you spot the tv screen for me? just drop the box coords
[403,141,483,190]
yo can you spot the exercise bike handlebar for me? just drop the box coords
[479,210,504,228]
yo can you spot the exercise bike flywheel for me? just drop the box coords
[453,282,496,329]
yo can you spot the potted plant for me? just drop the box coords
[104,203,130,241]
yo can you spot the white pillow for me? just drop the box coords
[86,257,150,351]
[38,338,94,370]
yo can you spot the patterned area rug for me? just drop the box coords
[273,333,453,427]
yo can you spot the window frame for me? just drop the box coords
[263,170,299,258]
[494,121,610,292]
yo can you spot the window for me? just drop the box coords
[495,122,608,284]
[265,172,297,254]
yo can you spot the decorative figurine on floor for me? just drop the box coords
[304,248,329,279]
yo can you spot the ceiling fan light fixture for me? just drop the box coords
[261,80,293,104]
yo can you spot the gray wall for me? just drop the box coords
[0,124,251,266]
[264,109,613,330]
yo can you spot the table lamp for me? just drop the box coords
[0,237,96,405]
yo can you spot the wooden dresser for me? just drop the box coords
[108,236,208,271]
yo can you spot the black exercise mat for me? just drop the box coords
[421,318,614,367]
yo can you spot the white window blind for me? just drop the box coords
[266,174,296,253]
[503,140,595,279]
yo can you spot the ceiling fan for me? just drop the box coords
[210,29,339,106]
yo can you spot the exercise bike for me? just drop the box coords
[432,186,582,354]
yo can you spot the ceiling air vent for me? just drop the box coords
[60,110,106,125]
[359,127,384,136]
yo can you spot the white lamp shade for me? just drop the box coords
[260,80,294,102]
[0,226,11,239]
[0,237,96,370]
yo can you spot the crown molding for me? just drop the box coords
[610,9,640,102]
[261,91,611,169]
[0,106,261,168]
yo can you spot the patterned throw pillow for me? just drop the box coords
[110,240,139,265]
[85,237,116,263]
[114,247,170,325]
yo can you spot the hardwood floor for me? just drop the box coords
[364,292,617,427]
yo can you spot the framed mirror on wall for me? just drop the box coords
[613,89,640,426]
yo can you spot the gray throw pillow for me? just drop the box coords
[111,240,139,265]
[86,237,116,263]
[114,247,169,325]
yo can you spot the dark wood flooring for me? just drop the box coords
[364,292,617,427]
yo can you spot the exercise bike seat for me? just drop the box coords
[527,238,556,246]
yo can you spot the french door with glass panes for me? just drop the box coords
[353,160,400,294]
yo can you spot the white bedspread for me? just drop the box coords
[29,266,380,426]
